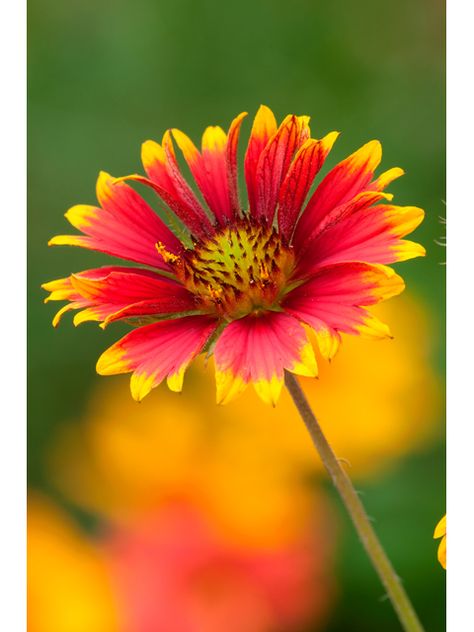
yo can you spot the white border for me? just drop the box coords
[447,0,474,629]
[2,0,459,629]
[0,0,26,629]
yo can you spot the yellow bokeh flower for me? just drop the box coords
[434,514,446,569]
[28,495,119,632]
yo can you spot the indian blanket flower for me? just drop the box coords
[43,106,425,404]
[434,514,446,569]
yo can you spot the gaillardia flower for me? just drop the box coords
[43,106,425,404]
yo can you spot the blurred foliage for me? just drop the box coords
[28,0,445,630]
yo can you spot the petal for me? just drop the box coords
[284,263,405,343]
[253,114,302,223]
[300,204,425,272]
[294,140,383,245]
[43,266,195,328]
[71,268,196,327]
[172,126,232,225]
[96,316,218,401]
[166,113,248,227]
[138,132,215,239]
[433,515,446,539]
[226,111,248,215]
[244,105,278,214]
[370,166,405,191]
[213,311,317,406]
[43,266,132,327]
[294,190,393,258]
[141,139,177,193]
[297,115,311,144]
[307,319,342,361]
[49,173,182,269]
[277,132,339,241]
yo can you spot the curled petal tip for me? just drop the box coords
[112,174,139,185]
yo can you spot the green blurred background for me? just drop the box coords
[28,0,445,630]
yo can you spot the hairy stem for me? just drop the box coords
[284,372,424,632]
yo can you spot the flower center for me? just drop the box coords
[158,219,295,320]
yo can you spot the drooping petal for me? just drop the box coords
[214,311,317,406]
[253,115,303,223]
[244,105,278,214]
[299,204,425,273]
[48,173,183,269]
[277,132,339,241]
[43,266,136,327]
[96,315,218,401]
[294,140,383,245]
[284,262,405,344]
[43,267,195,328]
[72,269,196,327]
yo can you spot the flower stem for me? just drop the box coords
[284,372,424,632]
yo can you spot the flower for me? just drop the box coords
[433,514,446,569]
[106,504,333,632]
[44,106,425,404]
[34,367,339,632]
[28,494,335,632]
[28,494,119,632]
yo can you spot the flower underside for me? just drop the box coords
[43,105,425,404]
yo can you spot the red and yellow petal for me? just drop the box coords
[172,126,233,225]
[226,111,248,215]
[294,140,383,245]
[49,173,183,269]
[278,132,339,241]
[43,266,128,327]
[43,267,195,328]
[213,311,317,406]
[300,204,425,271]
[244,105,278,214]
[124,139,215,241]
[138,131,215,239]
[96,315,218,401]
[284,262,405,345]
[162,112,248,227]
[141,139,175,191]
[297,115,311,144]
[160,130,215,233]
[253,114,302,223]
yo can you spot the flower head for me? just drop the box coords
[433,514,446,569]
[44,106,425,404]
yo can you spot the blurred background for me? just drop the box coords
[28,0,445,630]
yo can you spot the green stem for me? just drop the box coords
[284,372,424,632]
